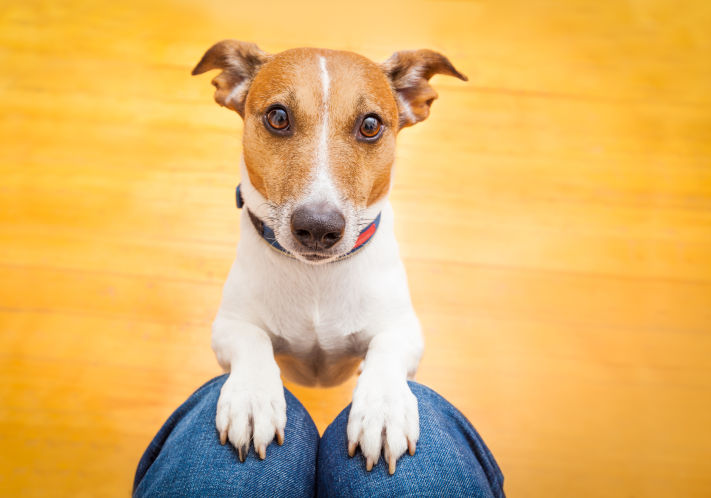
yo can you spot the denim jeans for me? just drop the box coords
[134,375,504,497]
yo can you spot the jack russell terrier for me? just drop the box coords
[192,40,466,475]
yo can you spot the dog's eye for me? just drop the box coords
[358,115,382,140]
[265,107,289,131]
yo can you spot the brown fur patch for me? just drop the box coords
[242,48,398,207]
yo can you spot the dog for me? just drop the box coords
[192,40,466,474]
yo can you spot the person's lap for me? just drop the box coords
[134,375,504,497]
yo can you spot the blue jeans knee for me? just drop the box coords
[316,381,505,497]
[133,374,319,498]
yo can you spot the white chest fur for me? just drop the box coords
[212,199,418,387]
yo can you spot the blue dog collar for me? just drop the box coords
[235,184,380,261]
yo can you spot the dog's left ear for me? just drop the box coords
[381,49,467,129]
[192,40,270,117]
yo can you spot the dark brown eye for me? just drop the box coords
[266,107,289,131]
[359,115,382,139]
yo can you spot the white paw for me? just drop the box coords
[215,369,286,461]
[347,373,419,474]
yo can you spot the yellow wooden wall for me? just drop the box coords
[1,0,710,496]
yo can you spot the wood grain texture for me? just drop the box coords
[1,0,710,496]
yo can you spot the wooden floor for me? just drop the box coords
[2,0,710,496]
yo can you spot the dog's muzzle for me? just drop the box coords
[236,184,380,263]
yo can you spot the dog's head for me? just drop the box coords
[193,41,466,264]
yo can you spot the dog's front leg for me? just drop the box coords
[347,312,423,474]
[212,312,286,461]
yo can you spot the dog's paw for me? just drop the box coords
[347,372,419,474]
[216,370,286,461]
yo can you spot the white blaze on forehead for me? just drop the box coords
[317,56,330,175]
[319,56,330,104]
[306,55,339,205]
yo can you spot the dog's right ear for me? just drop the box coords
[192,40,270,117]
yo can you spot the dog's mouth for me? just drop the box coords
[299,252,336,263]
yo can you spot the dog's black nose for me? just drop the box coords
[291,203,345,251]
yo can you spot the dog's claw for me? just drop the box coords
[366,457,374,472]
[348,442,356,457]
[237,446,245,463]
[258,444,266,460]
[408,438,416,456]
[219,430,227,445]
[388,455,396,475]
[276,429,284,446]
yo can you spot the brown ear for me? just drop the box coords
[381,49,468,128]
[192,40,270,117]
